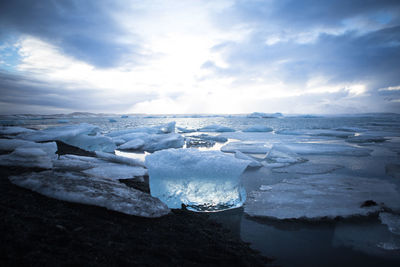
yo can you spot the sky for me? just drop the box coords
[0,0,400,115]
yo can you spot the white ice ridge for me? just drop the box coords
[234,150,263,167]
[107,121,176,137]
[115,132,184,152]
[9,171,170,218]
[245,174,400,220]
[199,124,235,132]
[379,213,400,235]
[221,141,270,154]
[242,125,273,132]
[16,123,116,152]
[145,148,249,211]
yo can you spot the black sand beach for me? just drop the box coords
[0,143,272,266]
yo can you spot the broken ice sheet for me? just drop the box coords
[9,171,169,218]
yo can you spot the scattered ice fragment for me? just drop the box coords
[121,115,129,118]
[283,143,372,156]
[0,147,54,169]
[0,126,35,135]
[245,174,400,220]
[94,151,145,167]
[221,141,270,154]
[188,134,228,143]
[272,162,343,174]
[53,157,96,171]
[177,126,196,133]
[242,125,273,132]
[145,148,249,211]
[264,144,306,165]
[379,213,400,235]
[82,163,147,180]
[199,124,235,132]
[234,150,263,167]
[9,171,170,218]
[185,137,215,148]
[109,118,117,122]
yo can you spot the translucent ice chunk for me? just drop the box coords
[107,122,176,137]
[9,171,170,218]
[264,144,306,165]
[82,163,147,180]
[234,150,263,167]
[117,133,184,152]
[145,148,249,211]
[283,143,372,156]
[0,139,57,158]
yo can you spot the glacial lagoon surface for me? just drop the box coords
[1,112,400,266]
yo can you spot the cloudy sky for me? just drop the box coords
[0,0,399,114]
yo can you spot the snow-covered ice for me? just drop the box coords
[234,150,263,167]
[242,125,273,132]
[245,174,400,220]
[145,148,249,211]
[199,124,235,132]
[221,141,270,154]
[9,171,170,218]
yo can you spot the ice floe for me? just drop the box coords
[177,126,196,133]
[145,148,249,211]
[245,174,400,220]
[9,171,170,218]
[234,150,263,167]
[116,133,184,152]
[276,129,354,138]
[242,125,273,132]
[272,162,343,174]
[283,143,372,156]
[94,151,145,167]
[199,124,235,132]
[82,163,147,180]
[185,137,215,148]
[107,121,176,137]
[264,144,306,166]
[187,133,228,143]
[0,139,57,158]
[221,141,270,154]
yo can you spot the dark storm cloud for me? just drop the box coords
[0,71,156,113]
[0,0,138,68]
